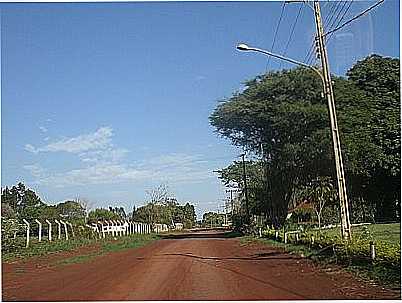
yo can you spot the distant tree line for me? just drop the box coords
[210,55,400,228]
[1,182,197,229]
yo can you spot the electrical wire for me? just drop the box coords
[325,0,384,37]
[326,0,354,45]
[305,0,348,66]
[322,0,338,29]
[325,1,349,33]
[265,1,287,72]
[279,4,304,70]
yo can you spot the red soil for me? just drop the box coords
[2,231,400,301]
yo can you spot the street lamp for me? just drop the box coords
[236,42,352,240]
[236,43,324,83]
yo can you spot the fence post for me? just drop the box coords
[110,221,115,237]
[99,221,105,238]
[124,221,128,235]
[116,220,121,236]
[311,236,315,245]
[116,220,120,236]
[284,232,288,244]
[105,220,110,236]
[60,220,69,240]
[45,219,52,241]
[296,233,299,243]
[22,219,30,248]
[67,222,75,237]
[34,219,42,242]
[275,231,279,240]
[370,241,376,261]
[55,220,61,240]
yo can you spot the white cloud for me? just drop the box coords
[79,148,129,164]
[23,127,216,188]
[26,152,215,188]
[35,163,154,187]
[24,144,38,154]
[25,126,113,154]
[39,126,48,133]
[23,164,46,178]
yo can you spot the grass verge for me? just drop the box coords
[2,234,160,264]
[240,235,401,290]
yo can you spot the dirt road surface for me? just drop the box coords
[2,231,400,301]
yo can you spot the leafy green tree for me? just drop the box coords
[297,176,337,229]
[210,55,400,227]
[88,208,120,223]
[202,212,225,227]
[55,200,86,224]
[344,55,400,221]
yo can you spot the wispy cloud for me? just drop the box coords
[25,127,113,154]
[33,163,154,187]
[24,144,38,154]
[23,164,46,178]
[24,152,214,187]
[24,127,215,188]
[39,126,48,133]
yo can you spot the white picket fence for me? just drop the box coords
[3,219,169,248]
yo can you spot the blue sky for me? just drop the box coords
[1,1,399,219]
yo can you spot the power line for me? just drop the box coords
[323,1,343,31]
[322,0,339,29]
[325,0,384,37]
[303,39,316,65]
[265,1,287,72]
[325,1,349,33]
[279,4,304,69]
[305,0,351,66]
[326,0,354,45]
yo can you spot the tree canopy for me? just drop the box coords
[210,54,400,226]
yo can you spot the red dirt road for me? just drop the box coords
[2,231,400,301]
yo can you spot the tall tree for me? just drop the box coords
[210,55,400,226]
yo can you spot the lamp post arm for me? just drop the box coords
[245,47,324,83]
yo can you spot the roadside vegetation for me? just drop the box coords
[209,54,400,287]
[239,223,400,289]
[1,182,195,263]
[2,233,159,263]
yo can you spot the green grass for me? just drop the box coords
[101,234,159,253]
[314,223,400,244]
[254,223,401,289]
[1,237,96,262]
[55,252,102,266]
[242,235,401,289]
[2,234,160,263]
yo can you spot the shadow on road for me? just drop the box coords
[160,230,242,240]
[158,252,298,261]
[134,251,299,262]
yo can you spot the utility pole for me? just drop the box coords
[313,1,351,240]
[241,153,250,223]
[237,0,385,241]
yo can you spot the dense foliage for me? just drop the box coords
[132,199,196,229]
[210,55,400,228]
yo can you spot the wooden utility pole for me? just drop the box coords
[241,153,250,222]
[313,1,351,240]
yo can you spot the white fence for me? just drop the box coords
[3,219,169,248]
